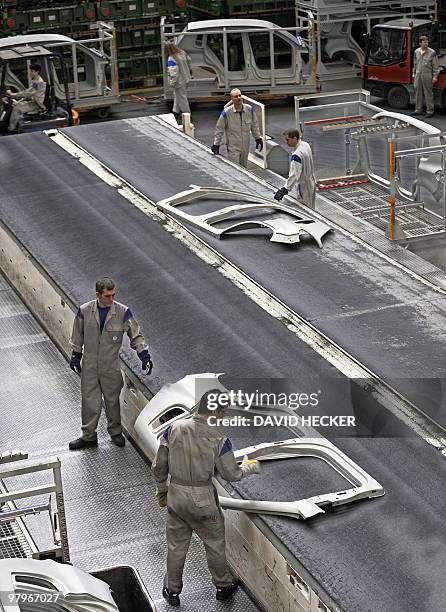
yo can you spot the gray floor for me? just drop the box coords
[0,273,261,612]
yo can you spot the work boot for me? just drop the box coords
[425,112,434,118]
[68,437,98,451]
[111,433,125,447]
[216,581,239,601]
[162,586,180,607]
[411,110,424,116]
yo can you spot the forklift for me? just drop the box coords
[362,18,446,110]
[0,38,74,134]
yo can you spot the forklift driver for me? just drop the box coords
[6,63,47,133]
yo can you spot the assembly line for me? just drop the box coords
[1,97,446,610]
[2,6,446,611]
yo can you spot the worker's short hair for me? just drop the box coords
[197,389,227,415]
[230,88,242,97]
[419,35,429,43]
[282,128,300,140]
[29,63,42,73]
[95,277,116,293]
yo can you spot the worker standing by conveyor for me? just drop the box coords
[6,63,46,133]
[152,389,261,607]
[166,41,193,123]
[68,277,152,450]
[274,128,317,208]
[212,88,263,167]
[412,35,440,118]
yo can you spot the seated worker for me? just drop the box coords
[6,63,47,133]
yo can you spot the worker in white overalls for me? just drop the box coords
[166,41,193,122]
[152,389,261,607]
[274,128,317,209]
[69,277,152,450]
[6,62,47,132]
[412,35,440,119]
[212,88,263,167]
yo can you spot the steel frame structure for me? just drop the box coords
[0,457,69,562]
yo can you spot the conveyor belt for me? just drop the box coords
[0,272,261,611]
[61,117,446,427]
[1,129,446,611]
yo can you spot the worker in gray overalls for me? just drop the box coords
[69,277,152,450]
[6,62,46,132]
[166,41,193,123]
[413,35,440,118]
[152,389,261,607]
[274,128,317,208]
[212,88,263,167]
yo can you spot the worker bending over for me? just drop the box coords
[212,88,263,167]
[152,389,261,607]
[69,277,152,450]
[6,63,46,133]
[274,128,316,208]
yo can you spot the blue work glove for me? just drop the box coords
[274,187,288,201]
[138,350,153,375]
[211,144,220,155]
[69,351,82,374]
[255,138,263,152]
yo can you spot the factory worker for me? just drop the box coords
[412,35,440,118]
[212,88,263,167]
[152,389,261,607]
[68,277,152,450]
[6,63,46,132]
[274,128,316,208]
[166,41,193,122]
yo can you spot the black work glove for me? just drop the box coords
[70,351,82,374]
[255,138,263,152]
[211,144,220,155]
[138,349,153,375]
[274,187,288,201]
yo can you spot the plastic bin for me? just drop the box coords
[90,565,156,612]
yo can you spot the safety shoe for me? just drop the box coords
[425,112,434,118]
[111,434,125,447]
[162,586,180,607]
[68,437,98,451]
[216,581,239,601]
[411,111,424,116]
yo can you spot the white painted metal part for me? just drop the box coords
[219,438,384,519]
[0,558,118,611]
[135,374,384,520]
[156,185,332,247]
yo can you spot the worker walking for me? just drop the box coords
[166,41,193,122]
[69,277,152,450]
[152,389,261,607]
[412,35,440,118]
[212,88,263,167]
[6,63,46,132]
[274,128,316,208]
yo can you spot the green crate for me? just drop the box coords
[187,0,222,17]
[99,0,142,20]
[1,10,28,32]
[226,0,293,14]
[72,1,97,22]
[141,0,167,16]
